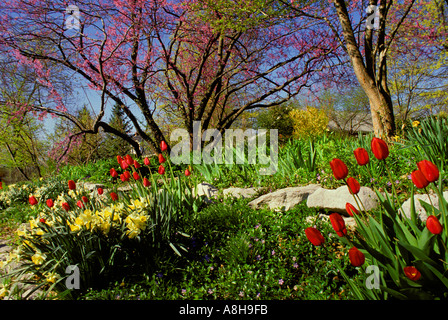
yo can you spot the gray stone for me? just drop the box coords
[223,187,265,199]
[306,185,379,215]
[195,183,219,200]
[401,191,448,222]
[248,184,320,211]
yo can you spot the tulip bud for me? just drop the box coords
[417,160,439,183]
[411,170,429,189]
[348,247,365,267]
[133,160,141,169]
[371,137,389,160]
[403,266,421,281]
[39,218,46,224]
[158,164,165,175]
[345,202,359,216]
[158,153,166,164]
[97,188,104,195]
[346,177,361,195]
[110,192,118,201]
[329,213,347,237]
[82,196,88,203]
[185,168,191,176]
[353,147,369,166]
[133,171,140,180]
[110,168,118,178]
[46,199,54,208]
[29,195,38,206]
[305,227,325,246]
[61,202,70,211]
[144,157,150,166]
[68,180,76,190]
[161,141,168,152]
[330,158,348,180]
[426,215,443,235]
[77,200,84,208]
[143,177,151,187]
[125,154,133,166]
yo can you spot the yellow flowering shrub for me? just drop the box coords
[289,106,329,139]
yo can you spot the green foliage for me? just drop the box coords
[103,104,133,158]
[405,116,448,172]
[256,104,295,144]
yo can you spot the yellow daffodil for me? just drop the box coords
[412,120,420,127]
[45,272,59,284]
[31,251,46,265]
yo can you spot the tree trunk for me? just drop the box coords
[333,0,396,138]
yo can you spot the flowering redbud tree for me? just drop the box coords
[0,0,348,162]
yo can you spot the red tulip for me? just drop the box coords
[29,195,38,206]
[120,160,129,170]
[110,168,118,178]
[77,200,84,208]
[158,164,165,175]
[61,202,70,211]
[305,227,325,246]
[329,213,347,237]
[403,266,421,281]
[143,177,151,187]
[144,157,150,166]
[46,199,54,208]
[0,181,3,189]
[345,202,359,216]
[97,188,104,195]
[68,180,76,190]
[426,215,443,235]
[117,155,123,164]
[125,154,133,166]
[411,170,429,189]
[133,171,140,180]
[161,141,168,152]
[371,137,389,160]
[346,177,361,195]
[82,196,88,203]
[329,158,348,180]
[353,147,369,166]
[110,192,118,201]
[185,168,191,176]
[39,218,46,224]
[133,160,141,169]
[158,153,166,164]
[348,247,365,267]
[417,160,439,183]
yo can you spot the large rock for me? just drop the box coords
[248,184,320,211]
[306,185,379,215]
[194,183,219,201]
[223,187,265,199]
[401,191,448,222]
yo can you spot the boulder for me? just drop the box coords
[248,184,320,211]
[194,182,219,201]
[223,187,265,199]
[306,185,379,215]
[400,191,448,222]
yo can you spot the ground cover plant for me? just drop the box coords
[0,118,447,300]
